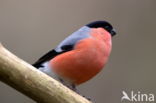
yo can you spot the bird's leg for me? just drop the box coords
[58,78,91,101]
[70,84,78,92]
[58,77,78,92]
[71,84,91,101]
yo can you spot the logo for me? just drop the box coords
[121,91,155,102]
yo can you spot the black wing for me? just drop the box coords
[32,45,73,68]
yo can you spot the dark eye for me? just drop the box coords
[105,26,109,29]
[104,25,112,32]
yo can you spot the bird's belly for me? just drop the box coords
[50,39,110,85]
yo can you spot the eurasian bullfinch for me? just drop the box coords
[33,21,116,91]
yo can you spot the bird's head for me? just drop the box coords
[86,21,116,37]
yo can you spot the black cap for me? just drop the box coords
[86,21,116,36]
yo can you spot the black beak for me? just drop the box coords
[110,29,116,36]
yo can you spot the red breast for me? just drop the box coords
[50,28,112,85]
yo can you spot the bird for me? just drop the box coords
[33,21,116,91]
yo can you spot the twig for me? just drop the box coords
[0,43,91,103]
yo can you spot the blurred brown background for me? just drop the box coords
[0,0,156,103]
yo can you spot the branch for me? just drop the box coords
[0,43,91,103]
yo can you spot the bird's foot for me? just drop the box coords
[58,78,78,92]
[82,95,91,101]
[58,78,92,101]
